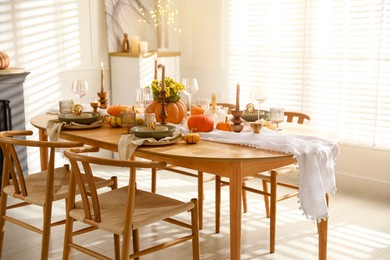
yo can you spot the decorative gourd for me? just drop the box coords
[187,114,214,132]
[0,51,10,70]
[190,106,204,115]
[107,105,133,117]
[183,130,200,144]
[145,100,187,124]
[216,116,232,132]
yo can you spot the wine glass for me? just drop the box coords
[182,78,199,114]
[135,87,154,112]
[270,107,284,131]
[251,87,268,121]
[72,80,89,105]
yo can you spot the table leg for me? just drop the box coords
[317,220,328,260]
[317,195,329,260]
[38,128,48,171]
[229,162,242,259]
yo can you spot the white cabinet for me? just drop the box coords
[110,52,181,106]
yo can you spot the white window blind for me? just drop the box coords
[227,0,390,150]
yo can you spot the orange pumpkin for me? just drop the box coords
[145,100,187,124]
[190,106,204,115]
[0,52,10,70]
[187,114,214,132]
[216,116,232,132]
[107,105,132,117]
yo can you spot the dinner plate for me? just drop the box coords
[131,125,176,139]
[58,112,100,124]
[241,110,270,122]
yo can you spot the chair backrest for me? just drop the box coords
[0,130,83,196]
[64,148,167,224]
[284,112,310,124]
[216,103,236,114]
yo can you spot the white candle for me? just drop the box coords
[100,62,104,92]
[131,36,140,54]
[139,41,148,54]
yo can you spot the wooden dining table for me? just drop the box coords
[30,113,331,260]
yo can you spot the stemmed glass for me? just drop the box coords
[270,107,284,131]
[135,87,154,112]
[72,80,89,105]
[182,78,199,114]
[251,87,268,121]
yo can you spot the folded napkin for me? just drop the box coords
[199,130,339,222]
[118,132,183,160]
[46,119,102,141]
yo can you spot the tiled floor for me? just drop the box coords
[2,166,390,259]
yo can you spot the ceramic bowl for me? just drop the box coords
[58,112,100,125]
[131,125,176,139]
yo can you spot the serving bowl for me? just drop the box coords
[131,125,176,139]
[58,112,100,125]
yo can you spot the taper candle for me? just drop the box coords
[211,93,217,112]
[100,62,104,92]
[160,64,166,91]
[236,82,240,110]
[154,52,158,80]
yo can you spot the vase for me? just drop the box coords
[156,23,169,50]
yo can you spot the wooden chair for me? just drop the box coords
[216,111,311,253]
[63,147,200,260]
[150,103,235,230]
[0,130,117,260]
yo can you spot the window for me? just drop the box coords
[227,0,390,150]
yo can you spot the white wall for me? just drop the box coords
[2,0,110,172]
[178,0,390,198]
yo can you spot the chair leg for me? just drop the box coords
[215,175,221,234]
[41,201,53,260]
[262,179,270,218]
[151,168,156,193]
[62,212,74,260]
[190,198,200,260]
[132,229,140,260]
[0,192,8,257]
[242,181,248,213]
[270,170,277,254]
[197,171,203,230]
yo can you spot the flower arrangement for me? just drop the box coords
[148,78,185,103]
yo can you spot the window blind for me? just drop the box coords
[227,0,390,149]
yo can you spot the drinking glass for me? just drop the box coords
[182,78,199,114]
[135,87,154,111]
[251,87,268,121]
[121,110,136,134]
[270,107,284,131]
[72,80,89,105]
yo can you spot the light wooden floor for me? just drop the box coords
[2,166,390,260]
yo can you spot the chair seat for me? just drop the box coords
[70,187,195,235]
[3,165,115,206]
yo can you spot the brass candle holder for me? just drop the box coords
[90,100,100,113]
[230,109,244,133]
[97,91,108,109]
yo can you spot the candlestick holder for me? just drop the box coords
[97,91,108,109]
[230,109,244,133]
[159,90,167,125]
